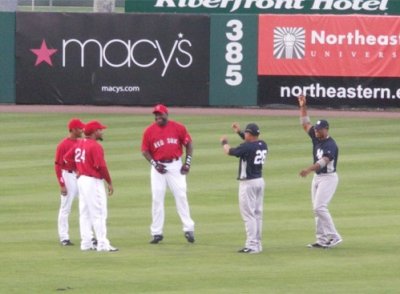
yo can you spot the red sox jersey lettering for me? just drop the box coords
[153,140,165,149]
[153,138,179,149]
[142,120,191,161]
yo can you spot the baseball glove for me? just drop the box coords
[180,164,190,175]
[155,163,167,174]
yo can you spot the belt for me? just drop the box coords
[159,158,179,163]
[63,169,74,173]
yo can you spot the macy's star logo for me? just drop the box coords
[30,39,58,66]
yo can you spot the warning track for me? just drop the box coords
[0,105,399,119]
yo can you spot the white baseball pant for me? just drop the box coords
[239,178,265,252]
[311,172,341,244]
[77,175,110,250]
[58,170,79,242]
[150,159,195,236]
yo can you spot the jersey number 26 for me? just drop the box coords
[254,150,267,165]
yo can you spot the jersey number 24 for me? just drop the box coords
[75,148,86,163]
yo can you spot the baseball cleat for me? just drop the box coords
[96,245,119,252]
[307,242,328,249]
[91,238,98,247]
[107,246,119,252]
[60,239,74,246]
[150,235,164,244]
[184,231,195,243]
[326,238,343,248]
[81,245,96,251]
[238,247,259,254]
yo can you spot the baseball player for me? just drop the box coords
[64,120,118,252]
[141,104,195,244]
[220,123,268,254]
[54,118,85,246]
[298,95,342,249]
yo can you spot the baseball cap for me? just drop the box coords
[314,119,329,130]
[244,123,260,136]
[68,118,85,130]
[153,104,168,115]
[84,120,107,135]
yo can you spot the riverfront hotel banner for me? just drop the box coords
[258,14,400,107]
[126,0,400,15]
[16,12,210,105]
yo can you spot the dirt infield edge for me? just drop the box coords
[0,104,399,119]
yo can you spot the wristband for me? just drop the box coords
[221,139,228,146]
[300,116,311,124]
[150,159,157,167]
[185,155,192,166]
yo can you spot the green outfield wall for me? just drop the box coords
[5,11,400,107]
[0,12,15,103]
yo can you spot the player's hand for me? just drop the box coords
[180,164,190,175]
[155,163,167,174]
[60,186,68,196]
[108,184,114,196]
[220,135,228,144]
[299,169,310,178]
[232,122,241,133]
[298,95,307,107]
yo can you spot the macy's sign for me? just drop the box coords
[61,35,193,77]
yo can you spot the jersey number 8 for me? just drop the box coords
[254,150,267,165]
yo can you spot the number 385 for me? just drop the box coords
[225,19,243,87]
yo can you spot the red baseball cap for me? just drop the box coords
[68,118,85,130]
[152,104,168,115]
[84,120,107,135]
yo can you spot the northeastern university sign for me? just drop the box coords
[126,0,399,14]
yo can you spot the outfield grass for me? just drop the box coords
[0,112,399,293]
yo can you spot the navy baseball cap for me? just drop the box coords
[314,119,329,130]
[244,123,260,136]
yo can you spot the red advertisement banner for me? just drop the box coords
[258,14,400,77]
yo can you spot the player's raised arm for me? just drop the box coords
[220,135,231,155]
[298,95,312,133]
[232,122,245,140]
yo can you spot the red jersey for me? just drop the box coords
[141,120,191,161]
[64,138,111,184]
[54,137,79,187]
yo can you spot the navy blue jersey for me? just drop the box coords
[308,127,338,174]
[229,140,268,180]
